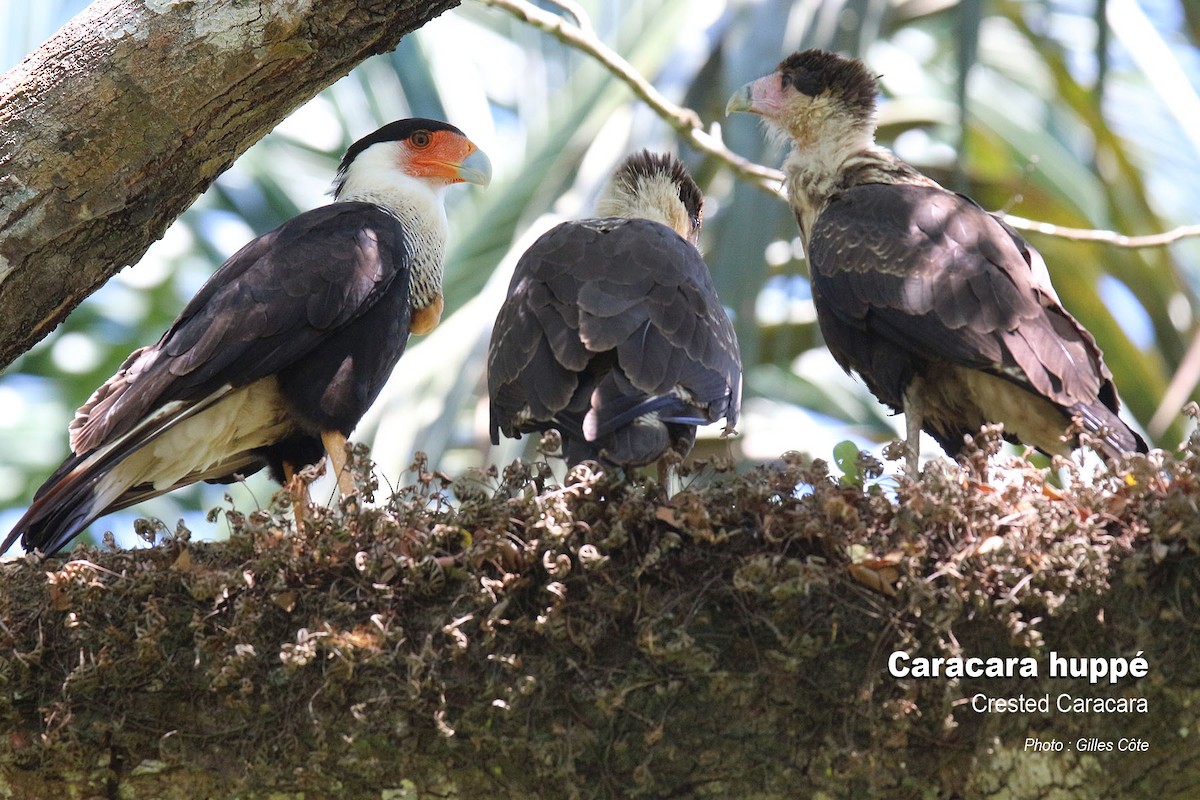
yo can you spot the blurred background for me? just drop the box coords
[0,0,1197,547]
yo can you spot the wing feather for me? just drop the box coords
[71,203,409,454]
[808,182,1142,454]
[810,185,1106,406]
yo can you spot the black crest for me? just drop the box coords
[777,49,878,118]
[336,118,466,176]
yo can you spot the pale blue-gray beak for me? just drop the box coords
[456,148,493,187]
[725,82,755,116]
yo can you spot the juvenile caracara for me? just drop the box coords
[727,49,1146,466]
[488,151,741,473]
[4,119,491,556]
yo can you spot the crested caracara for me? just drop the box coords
[488,151,741,473]
[3,119,490,557]
[727,49,1146,466]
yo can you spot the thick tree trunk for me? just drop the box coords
[0,447,1196,798]
[0,0,460,370]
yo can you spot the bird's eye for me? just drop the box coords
[411,131,433,148]
[790,70,825,97]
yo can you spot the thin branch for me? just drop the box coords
[474,0,785,194]
[475,0,1200,251]
[999,216,1200,249]
[1150,325,1200,437]
[541,0,593,34]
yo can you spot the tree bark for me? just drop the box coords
[0,0,460,370]
[0,447,1196,798]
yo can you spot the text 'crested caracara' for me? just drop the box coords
[3,118,490,557]
[727,49,1146,466]
[488,151,742,474]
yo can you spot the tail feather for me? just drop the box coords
[1070,401,1148,460]
[3,388,237,557]
[602,417,696,468]
[3,453,110,556]
[583,394,681,441]
[563,371,707,467]
[584,369,709,437]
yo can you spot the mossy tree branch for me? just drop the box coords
[1,437,1197,798]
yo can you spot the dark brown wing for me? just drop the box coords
[808,183,1143,455]
[488,218,741,466]
[71,202,412,453]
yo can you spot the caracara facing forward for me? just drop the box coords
[488,151,741,472]
[3,119,490,557]
[727,49,1146,465]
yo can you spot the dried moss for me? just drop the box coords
[1,431,1198,798]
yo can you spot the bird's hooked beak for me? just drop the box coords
[725,73,787,119]
[454,146,493,187]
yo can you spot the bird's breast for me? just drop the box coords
[917,362,1072,456]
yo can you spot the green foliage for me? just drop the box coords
[831,439,887,488]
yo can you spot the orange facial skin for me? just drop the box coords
[400,129,492,187]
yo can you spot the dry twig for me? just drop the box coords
[476,0,785,193]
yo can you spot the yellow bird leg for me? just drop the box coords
[410,293,444,335]
[283,462,309,529]
[321,429,357,498]
[903,381,924,475]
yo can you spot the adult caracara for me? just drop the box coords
[488,151,741,473]
[2,119,491,557]
[727,49,1146,465]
